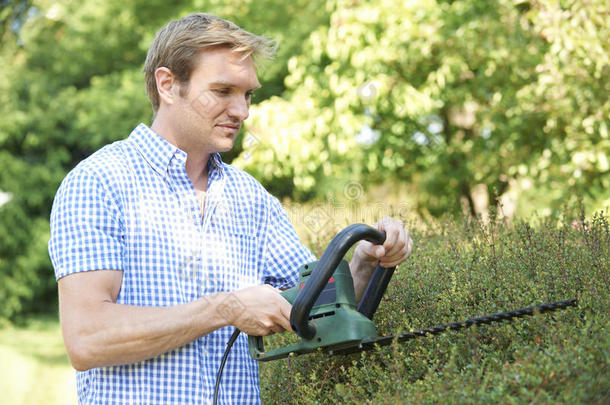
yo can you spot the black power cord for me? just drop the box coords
[213,328,241,405]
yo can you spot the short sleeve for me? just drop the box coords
[48,166,125,280]
[262,196,315,289]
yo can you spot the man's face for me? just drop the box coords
[172,46,260,154]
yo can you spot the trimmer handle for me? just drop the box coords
[290,224,396,340]
[356,263,396,319]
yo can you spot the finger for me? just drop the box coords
[388,227,410,259]
[380,232,413,267]
[383,227,406,258]
[261,321,285,335]
[357,239,385,262]
[253,311,287,336]
[376,218,405,257]
[274,315,292,334]
[251,286,292,334]
[406,232,414,256]
[275,291,294,332]
[373,244,386,259]
[376,217,400,245]
[270,324,285,335]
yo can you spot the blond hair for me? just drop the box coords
[143,13,277,112]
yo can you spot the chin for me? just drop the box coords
[216,140,236,154]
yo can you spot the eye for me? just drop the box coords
[214,88,230,96]
[246,91,255,102]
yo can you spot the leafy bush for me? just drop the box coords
[259,208,609,404]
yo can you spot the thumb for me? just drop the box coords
[358,240,385,261]
[354,240,385,264]
[374,245,385,259]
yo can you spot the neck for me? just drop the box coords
[185,156,210,191]
[151,111,210,191]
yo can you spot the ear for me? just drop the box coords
[155,67,178,106]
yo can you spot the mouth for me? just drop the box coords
[216,123,241,134]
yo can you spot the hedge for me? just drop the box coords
[259,207,609,404]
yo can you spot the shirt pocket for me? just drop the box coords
[123,192,198,305]
[204,201,260,293]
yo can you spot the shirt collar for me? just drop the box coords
[207,151,224,177]
[129,123,225,178]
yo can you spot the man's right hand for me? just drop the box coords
[224,285,293,336]
[58,269,293,371]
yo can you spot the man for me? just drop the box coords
[49,13,413,404]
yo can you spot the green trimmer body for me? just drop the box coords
[249,259,379,361]
[248,224,396,361]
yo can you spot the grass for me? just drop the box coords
[0,316,76,405]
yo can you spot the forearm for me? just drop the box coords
[349,252,377,303]
[61,293,228,371]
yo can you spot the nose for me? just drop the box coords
[227,95,249,121]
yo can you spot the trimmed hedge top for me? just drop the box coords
[260,208,609,404]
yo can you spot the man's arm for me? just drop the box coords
[59,269,291,371]
[348,217,413,302]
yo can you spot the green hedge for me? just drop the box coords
[259,208,609,404]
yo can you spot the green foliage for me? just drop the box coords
[260,208,609,403]
[0,0,327,322]
[0,0,608,328]
[235,0,609,215]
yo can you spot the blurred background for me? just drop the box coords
[0,0,608,403]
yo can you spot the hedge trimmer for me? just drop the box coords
[214,224,577,403]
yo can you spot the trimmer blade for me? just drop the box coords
[327,298,577,356]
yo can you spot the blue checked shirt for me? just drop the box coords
[48,123,315,404]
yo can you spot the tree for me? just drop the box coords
[235,0,609,216]
[0,0,328,321]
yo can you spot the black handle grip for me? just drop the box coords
[356,264,396,319]
[290,224,392,340]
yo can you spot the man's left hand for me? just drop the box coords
[353,216,413,268]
